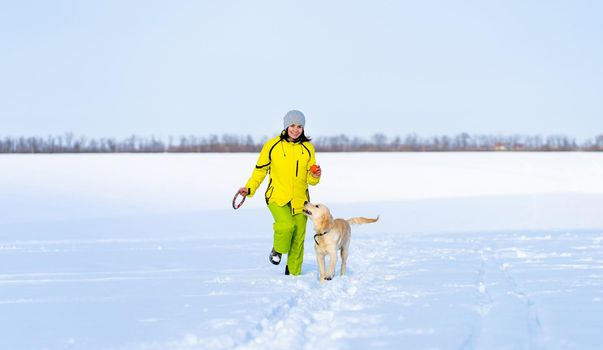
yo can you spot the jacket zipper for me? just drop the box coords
[296,160,299,177]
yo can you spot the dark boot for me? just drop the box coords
[269,248,282,265]
[285,265,290,275]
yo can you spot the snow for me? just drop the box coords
[1,152,602,349]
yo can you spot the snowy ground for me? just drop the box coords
[1,153,603,350]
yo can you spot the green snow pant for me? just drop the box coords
[268,202,307,276]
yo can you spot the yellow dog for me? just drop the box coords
[303,202,378,282]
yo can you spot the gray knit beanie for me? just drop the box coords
[283,110,306,129]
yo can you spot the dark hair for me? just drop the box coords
[280,129,312,143]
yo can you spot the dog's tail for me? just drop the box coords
[347,216,379,225]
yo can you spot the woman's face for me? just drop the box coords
[287,124,304,140]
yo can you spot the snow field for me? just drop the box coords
[1,153,602,349]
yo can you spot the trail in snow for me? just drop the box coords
[460,247,546,350]
[181,230,603,350]
[3,222,602,349]
[234,239,396,350]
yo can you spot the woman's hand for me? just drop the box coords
[238,187,249,196]
[310,165,321,178]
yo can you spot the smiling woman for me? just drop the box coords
[237,110,322,276]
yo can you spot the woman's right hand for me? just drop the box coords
[238,187,249,196]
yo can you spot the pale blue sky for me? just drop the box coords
[1,1,601,141]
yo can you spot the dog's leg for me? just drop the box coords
[325,250,337,280]
[316,253,326,282]
[340,247,348,276]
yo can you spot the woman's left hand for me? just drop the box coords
[311,165,321,178]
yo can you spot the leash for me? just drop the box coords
[232,191,246,210]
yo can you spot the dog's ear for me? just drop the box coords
[317,210,334,232]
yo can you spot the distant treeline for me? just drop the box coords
[1,133,602,153]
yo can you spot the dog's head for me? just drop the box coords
[303,202,334,232]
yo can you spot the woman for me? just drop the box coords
[238,110,321,275]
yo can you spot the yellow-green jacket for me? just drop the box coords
[245,132,320,214]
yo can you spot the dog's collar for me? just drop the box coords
[313,230,329,245]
